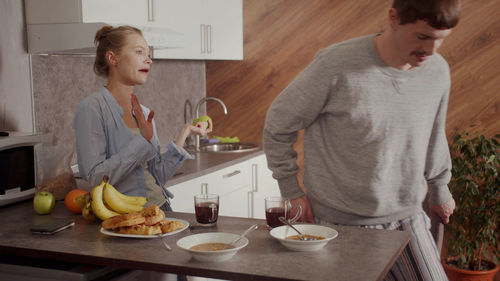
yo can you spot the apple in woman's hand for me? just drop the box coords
[192,115,212,130]
[33,191,56,215]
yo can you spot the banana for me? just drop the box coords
[103,182,143,214]
[82,202,97,222]
[104,182,147,206]
[91,180,120,220]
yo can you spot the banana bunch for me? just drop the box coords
[89,176,147,220]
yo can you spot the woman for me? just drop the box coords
[74,25,210,213]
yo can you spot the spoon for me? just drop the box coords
[158,235,172,251]
[278,217,315,241]
[225,224,258,249]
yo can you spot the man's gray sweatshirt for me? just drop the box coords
[263,34,452,225]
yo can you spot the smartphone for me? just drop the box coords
[30,218,75,235]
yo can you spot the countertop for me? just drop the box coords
[74,147,264,190]
[165,147,265,186]
[0,201,410,281]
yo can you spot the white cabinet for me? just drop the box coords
[166,173,213,214]
[152,0,243,60]
[248,154,281,219]
[82,0,150,26]
[167,159,251,218]
[150,0,203,59]
[25,0,148,25]
[211,163,251,217]
[202,0,243,60]
[24,0,242,60]
[167,153,280,219]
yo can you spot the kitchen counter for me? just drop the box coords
[166,148,264,186]
[74,147,264,191]
[0,201,410,281]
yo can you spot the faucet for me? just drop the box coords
[194,97,228,151]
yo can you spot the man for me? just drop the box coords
[263,0,461,280]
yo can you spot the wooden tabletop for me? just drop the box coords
[0,201,409,281]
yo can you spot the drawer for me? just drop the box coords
[207,163,251,196]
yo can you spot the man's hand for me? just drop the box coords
[131,93,154,142]
[291,195,315,223]
[430,198,455,224]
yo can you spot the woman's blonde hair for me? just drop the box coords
[93,25,142,77]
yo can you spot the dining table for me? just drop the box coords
[0,200,410,281]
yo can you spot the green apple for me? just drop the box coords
[192,115,212,127]
[33,191,56,215]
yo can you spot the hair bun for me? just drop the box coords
[94,25,114,46]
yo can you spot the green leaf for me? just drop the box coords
[487,154,495,163]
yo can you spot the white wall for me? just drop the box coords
[0,0,33,132]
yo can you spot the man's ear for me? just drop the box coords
[388,8,399,30]
[106,50,118,66]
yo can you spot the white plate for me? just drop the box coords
[100,218,189,239]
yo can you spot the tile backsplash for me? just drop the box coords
[31,55,206,165]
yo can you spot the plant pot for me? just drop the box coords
[443,259,499,281]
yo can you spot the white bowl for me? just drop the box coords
[176,232,248,262]
[269,224,338,251]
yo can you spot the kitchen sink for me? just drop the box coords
[197,143,259,153]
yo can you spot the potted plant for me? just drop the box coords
[443,130,499,281]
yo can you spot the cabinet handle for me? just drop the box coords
[204,24,210,54]
[201,183,208,194]
[248,191,253,218]
[200,24,205,53]
[251,164,258,192]
[147,0,154,22]
[223,170,240,178]
[207,24,212,54]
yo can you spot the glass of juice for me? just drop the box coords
[265,196,302,228]
[194,194,219,227]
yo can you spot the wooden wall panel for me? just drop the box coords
[206,0,500,184]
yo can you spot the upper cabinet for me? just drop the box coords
[24,0,243,60]
[25,0,148,25]
[152,0,243,60]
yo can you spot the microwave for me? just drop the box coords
[0,132,43,206]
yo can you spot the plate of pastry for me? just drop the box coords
[100,218,189,238]
[99,205,189,238]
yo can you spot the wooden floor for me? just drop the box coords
[206,0,500,187]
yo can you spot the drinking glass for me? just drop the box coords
[264,196,302,228]
[194,194,219,226]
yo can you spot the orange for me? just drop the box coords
[64,189,89,214]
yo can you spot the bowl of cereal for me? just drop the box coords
[269,224,338,251]
[176,232,248,262]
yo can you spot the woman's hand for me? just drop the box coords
[131,93,154,142]
[175,123,212,148]
[193,118,213,133]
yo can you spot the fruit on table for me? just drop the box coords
[33,191,56,215]
[91,177,120,220]
[104,183,146,206]
[82,202,97,222]
[103,182,145,214]
[64,189,89,214]
[76,193,90,209]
